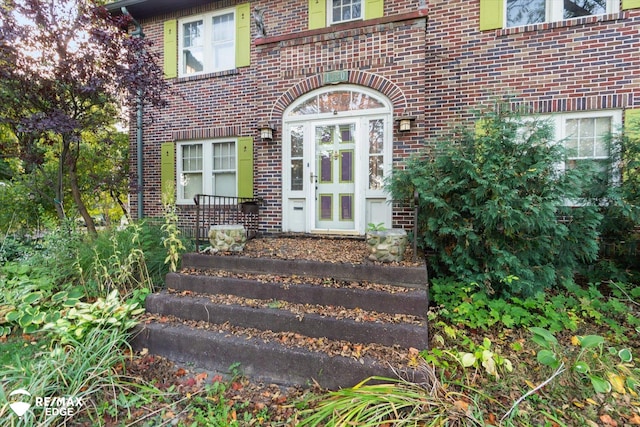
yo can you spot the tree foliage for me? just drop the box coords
[0,0,167,233]
[388,107,602,296]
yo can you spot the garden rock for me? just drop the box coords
[366,229,408,263]
[208,225,247,253]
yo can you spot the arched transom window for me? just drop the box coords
[288,90,386,117]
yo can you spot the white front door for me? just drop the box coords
[281,85,393,235]
[313,122,357,231]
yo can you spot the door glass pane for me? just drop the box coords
[291,159,303,191]
[320,195,332,220]
[340,194,353,221]
[291,126,304,157]
[340,150,353,182]
[317,126,334,145]
[369,119,384,190]
[318,91,352,114]
[339,125,352,143]
[320,154,332,183]
[290,90,385,116]
[369,156,383,190]
[290,126,304,191]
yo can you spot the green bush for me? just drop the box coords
[388,107,601,296]
[429,277,640,340]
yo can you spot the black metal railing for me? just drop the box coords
[194,194,262,252]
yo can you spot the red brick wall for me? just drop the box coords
[130,0,640,234]
[424,1,640,137]
[132,0,428,234]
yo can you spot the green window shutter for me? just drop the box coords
[236,3,251,68]
[475,119,489,136]
[479,0,503,31]
[161,142,175,196]
[623,0,640,10]
[309,0,326,30]
[237,137,254,198]
[625,109,640,139]
[163,20,177,79]
[365,0,384,20]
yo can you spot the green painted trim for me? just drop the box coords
[339,193,354,221]
[160,142,175,195]
[309,0,326,30]
[318,155,333,183]
[622,0,640,10]
[236,3,251,68]
[237,137,254,198]
[339,149,354,183]
[479,0,503,31]
[318,193,333,221]
[365,0,384,20]
[163,20,177,79]
[625,108,640,138]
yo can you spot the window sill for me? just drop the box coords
[255,9,428,47]
[497,11,626,36]
[174,68,239,83]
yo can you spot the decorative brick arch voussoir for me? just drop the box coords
[269,71,407,120]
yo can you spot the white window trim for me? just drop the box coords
[505,0,619,28]
[176,138,239,204]
[527,110,621,206]
[550,110,621,172]
[328,0,364,25]
[177,8,236,78]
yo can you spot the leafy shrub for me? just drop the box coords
[42,289,144,345]
[429,278,639,338]
[0,262,83,337]
[75,222,154,298]
[0,326,157,426]
[530,327,639,396]
[388,106,601,296]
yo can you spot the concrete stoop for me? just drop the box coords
[132,254,429,389]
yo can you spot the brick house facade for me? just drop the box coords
[105,0,640,236]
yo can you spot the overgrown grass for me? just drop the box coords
[0,326,150,426]
[297,277,640,426]
[0,335,47,369]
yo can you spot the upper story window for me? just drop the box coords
[331,0,362,24]
[506,0,618,27]
[179,9,235,77]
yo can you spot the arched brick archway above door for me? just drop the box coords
[268,71,408,122]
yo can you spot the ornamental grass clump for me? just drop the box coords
[297,364,484,426]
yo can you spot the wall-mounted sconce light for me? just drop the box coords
[396,116,416,132]
[258,123,275,140]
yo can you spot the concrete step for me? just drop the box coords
[131,321,406,389]
[144,291,429,348]
[181,253,428,289]
[166,273,428,317]
[134,251,430,389]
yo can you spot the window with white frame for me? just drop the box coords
[506,0,618,28]
[179,9,235,76]
[330,0,362,24]
[540,110,620,171]
[177,140,237,203]
[563,115,612,173]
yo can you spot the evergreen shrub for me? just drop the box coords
[388,107,602,296]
